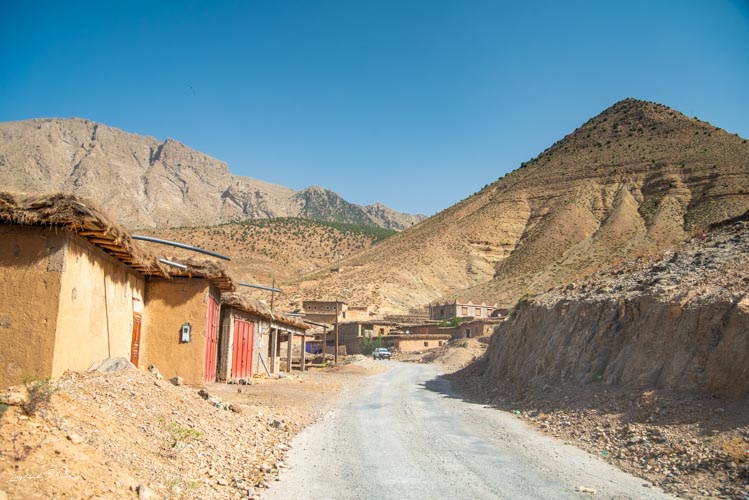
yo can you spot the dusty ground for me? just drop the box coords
[401,338,749,498]
[398,337,489,373]
[447,359,749,499]
[0,356,385,499]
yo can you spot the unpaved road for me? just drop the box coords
[264,363,676,499]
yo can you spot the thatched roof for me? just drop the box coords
[1,192,237,292]
[0,191,168,276]
[222,293,309,330]
[168,257,235,292]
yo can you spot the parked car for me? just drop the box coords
[372,348,392,360]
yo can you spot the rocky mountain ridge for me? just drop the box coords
[0,118,425,230]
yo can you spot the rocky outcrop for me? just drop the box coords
[483,220,749,398]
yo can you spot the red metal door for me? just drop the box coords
[203,295,220,384]
[231,319,254,379]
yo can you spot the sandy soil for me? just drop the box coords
[0,357,385,499]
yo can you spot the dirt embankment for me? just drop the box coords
[0,358,383,499]
[485,220,749,398]
[449,220,749,497]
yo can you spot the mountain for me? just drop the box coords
[293,98,749,313]
[0,118,425,230]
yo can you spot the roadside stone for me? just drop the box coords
[0,390,25,406]
[170,376,184,386]
[67,433,84,444]
[137,484,156,500]
[147,365,163,380]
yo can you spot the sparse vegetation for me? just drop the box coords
[22,378,57,416]
[361,336,383,354]
[167,422,203,447]
[438,317,467,327]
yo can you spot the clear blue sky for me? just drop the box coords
[1,1,748,215]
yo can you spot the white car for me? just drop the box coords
[372,348,392,360]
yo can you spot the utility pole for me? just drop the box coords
[333,297,338,366]
[334,300,339,365]
[270,278,276,314]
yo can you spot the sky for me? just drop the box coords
[1,1,748,216]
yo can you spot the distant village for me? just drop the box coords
[1,192,506,389]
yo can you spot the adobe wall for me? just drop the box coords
[253,321,271,376]
[0,226,62,387]
[141,277,213,385]
[52,235,145,378]
[394,337,449,352]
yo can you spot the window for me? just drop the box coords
[476,307,482,316]
[424,341,429,347]
[439,307,444,317]
[462,306,468,315]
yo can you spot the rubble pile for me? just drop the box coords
[545,220,749,306]
[0,367,303,499]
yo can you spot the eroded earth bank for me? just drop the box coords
[450,218,749,498]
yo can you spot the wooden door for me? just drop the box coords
[203,295,220,384]
[130,313,142,367]
[231,319,254,379]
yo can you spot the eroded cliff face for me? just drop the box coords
[483,219,749,398]
[486,295,749,398]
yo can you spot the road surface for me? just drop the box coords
[264,363,676,499]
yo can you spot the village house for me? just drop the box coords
[0,192,169,388]
[381,333,451,352]
[0,192,289,388]
[217,293,309,380]
[336,320,400,355]
[138,259,235,386]
[408,318,503,340]
[428,301,498,321]
[301,300,348,323]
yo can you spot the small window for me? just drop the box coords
[476,308,482,316]
[379,328,385,335]
[462,306,468,315]
[424,341,429,347]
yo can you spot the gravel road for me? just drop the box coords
[263,363,677,499]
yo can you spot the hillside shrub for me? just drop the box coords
[361,336,383,355]
[22,377,58,416]
[438,317,466,327]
